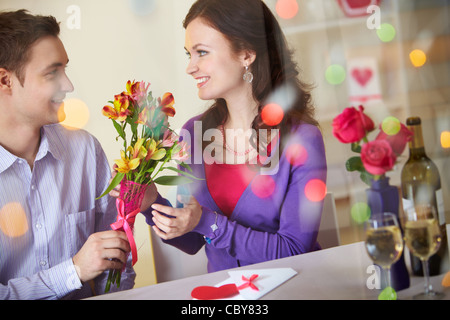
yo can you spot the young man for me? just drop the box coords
[0,10,135,299]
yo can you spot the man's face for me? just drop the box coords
[10,36,74,128]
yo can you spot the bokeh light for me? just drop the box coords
[381,116,401,136]
[285,144,308,166]
[304,179,327,202]
[325,64,346,85]
[376,23,396,42]
[251,175,276,198]
[441,131,450,149]
[0,202,29,238]
[276,0,299,20]
[59,98,90,130]
[409,49,427,67]
[261,103,284,126]
[351,202,371,224]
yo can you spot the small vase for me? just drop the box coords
[366,177,410,291]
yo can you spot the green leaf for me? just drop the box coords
[153,175,192,186]
[351,142,361,153]
[345,156,364,172]
[112,120,125,140]
[163,166,202,180]
[178,161,193,173]
[96,172,125,200]
[360,170,373,186]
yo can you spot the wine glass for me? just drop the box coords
[365,213,404,300]
[404,204,444,299]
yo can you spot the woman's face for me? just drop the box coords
[185,18,249,102]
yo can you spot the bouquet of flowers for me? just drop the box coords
[332,105,412,185]
[98,80,196,292]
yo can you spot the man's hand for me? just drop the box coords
[72,230,131,283]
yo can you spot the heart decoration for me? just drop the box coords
[191,284,239,300]
[351,68,373,87]
[191,274,260,300]
[337,0,382,18]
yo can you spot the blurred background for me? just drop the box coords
[1,0,448,289]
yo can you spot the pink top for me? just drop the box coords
[205,162,258,217]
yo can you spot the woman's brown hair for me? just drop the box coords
[183,0,318,155]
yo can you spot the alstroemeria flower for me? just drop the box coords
[171,141,189,162]
[127,80,150,105]
[102,92,133,122]
[160,130,177,148]
[145,139,166,161]
[114,150,141,174]
[136,107,148,125]
[159,92,175,117]
[128,138,148,160]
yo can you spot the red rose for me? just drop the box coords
[332,106,375,143]
[375,123,413,156]
[361,140,396,175]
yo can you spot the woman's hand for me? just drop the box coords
[151,195,202,240]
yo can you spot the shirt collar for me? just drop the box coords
[37,125,65,162]
[0,125,64,173]
[0,145,18,174]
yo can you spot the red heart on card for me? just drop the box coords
[337,0,381,17]
[191,284,239,300]
[351,68,373,87]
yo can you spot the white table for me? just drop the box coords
[88,242,449,300]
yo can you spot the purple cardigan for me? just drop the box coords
[143,115,327,273]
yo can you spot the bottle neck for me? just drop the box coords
[408,124,427,157]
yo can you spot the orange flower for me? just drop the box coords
[136,107,148,125]
[127,80,150,104]
[102,92,133,122]
[159,92,175,117]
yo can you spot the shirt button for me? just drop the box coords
[35,223,42,229]
[40,260,47,267]
[31,185,36,191]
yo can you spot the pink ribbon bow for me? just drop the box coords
[237,274,259,291]
[110,198,140,266]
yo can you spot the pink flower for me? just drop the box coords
[126,80,150,105]
[361,140,396,175]
[332,105,375,143]
[171,141,189,162]
[160,130,177,148]
[375,123,413,156]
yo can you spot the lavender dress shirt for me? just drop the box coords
[144,115,327,273]
[0,124,135,300]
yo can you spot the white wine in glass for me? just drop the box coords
[365,213,403,299]
[404,204,443,299]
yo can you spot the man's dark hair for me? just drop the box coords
[0,9,60,85]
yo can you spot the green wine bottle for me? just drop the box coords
[401,117,448,276]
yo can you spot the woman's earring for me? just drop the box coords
[243,66,254,84]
